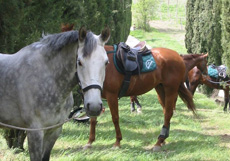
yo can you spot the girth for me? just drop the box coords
[113,42,152,98]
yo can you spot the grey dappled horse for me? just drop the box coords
[0,27,110,161]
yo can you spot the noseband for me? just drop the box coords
[75,72,102,93]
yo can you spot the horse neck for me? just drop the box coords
[45,45,77,85]
[184,55,203,72]
[104,45,114,52]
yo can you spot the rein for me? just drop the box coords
[0,115,77,131]
[203,75,230,85]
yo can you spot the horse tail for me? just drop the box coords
[178,83,196,113]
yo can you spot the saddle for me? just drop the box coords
[115,41,151,75]
[114,42,153,98]
[208,64,228,81]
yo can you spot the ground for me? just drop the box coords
[129,20,230,149]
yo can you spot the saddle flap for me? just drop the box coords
[125,58,138,71]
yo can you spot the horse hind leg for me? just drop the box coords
[223,88,229,112]
[153,86,178,152]
[130,96,136,112]
[155,84,165,110]
[134,96,142,114]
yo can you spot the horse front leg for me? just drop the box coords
[153,87,176,151]
[223,88,229,112]
[107,95,122,148]
[27,131,44,161]
[42,127,62,161]
[84,117,97,149]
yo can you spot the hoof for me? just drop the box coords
[83,143,92,150]
[161,141,166,146]
[112,145,120,149]
[137,108,142,114]
[152,145,162,152]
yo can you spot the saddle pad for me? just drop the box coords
[141,54,156,73]
[113,52,156,74]
[208,65,218,78]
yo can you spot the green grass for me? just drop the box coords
[130,28,187,54]
[1,90,230,161]
[154,0,187,25]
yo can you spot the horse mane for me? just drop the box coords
[37,30,79,51]
[181,54,201,60]
[32,30,97,57]
[82,31,97,57]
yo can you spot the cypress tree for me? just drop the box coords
[221,0,230,70]
[0,0,24,53]
[185,0,196,53]
[185,0,222,65]
[190,0,202,54]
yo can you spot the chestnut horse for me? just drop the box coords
[187,66,230,112]
[85,46,197,151]
[130,53,208,113]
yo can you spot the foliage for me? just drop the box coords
[0,0,132,54]
[221,0,230,70]
[185,0,195,53]
[154,0,187,25]
[185,0,222,65]
[132,0,158,31]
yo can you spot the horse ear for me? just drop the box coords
[100,26,110,44]
[203,53,208,58]
[79,26,87,42]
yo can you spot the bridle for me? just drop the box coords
[74,71,102,95]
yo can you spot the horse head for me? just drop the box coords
[197,53,208,75]
[77,27,110,117]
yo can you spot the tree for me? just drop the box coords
[221,0,230,70]
[132,0,158,31]
[185,0,222,65]
[185,0,196,53]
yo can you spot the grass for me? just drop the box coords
[1,90,230,161]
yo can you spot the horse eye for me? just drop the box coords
[105,60,109,66]
[78,60,82,66]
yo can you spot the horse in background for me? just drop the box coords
[0,27,110,161]
[130,53,208,113]
[187,65,230,112]
[61,23,75,32]
[85,44,196,151]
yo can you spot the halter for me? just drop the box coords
[204,77,230,84]
[74,72,102,94]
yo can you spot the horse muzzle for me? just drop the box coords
[84,101,103,117]
[83,84,103,117]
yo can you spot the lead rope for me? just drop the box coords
[203,75,230,85]
[0,114,77,131]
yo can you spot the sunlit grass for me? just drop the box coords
[1,90,230,161]
[130,28,187,54]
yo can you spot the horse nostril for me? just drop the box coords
[100,103,103,110]
[87,103,90,110]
